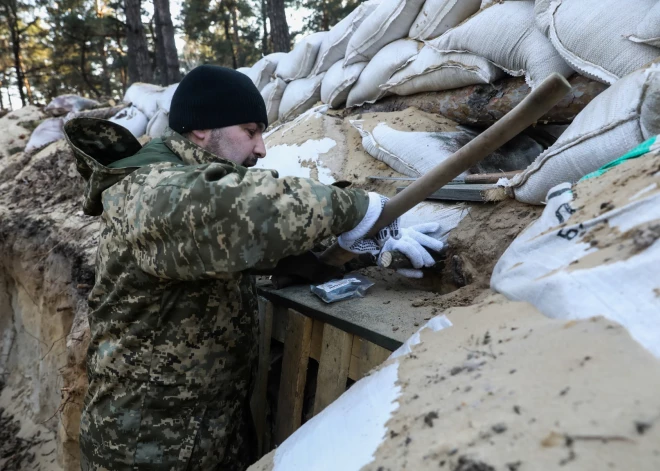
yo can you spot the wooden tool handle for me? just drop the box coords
[320,73,572,267]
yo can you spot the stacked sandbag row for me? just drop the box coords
[112,82,179,138]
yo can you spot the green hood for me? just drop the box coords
[64,118,182,216]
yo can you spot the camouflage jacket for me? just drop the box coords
[64,119,369,470]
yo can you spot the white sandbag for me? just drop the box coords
[261,77,288,125]
[236,67,252,76]
[346,39,421,107]
[629,1,660,48]
[344,0,426,66]
[493,150,660,358]
[409,0,480,40]
[123,83,164,120]
[250,53,287,90]
[25,118,64,153]
[533,0,552,36]
[108,105,148,137]
[279,74,325,122]
[44,95,99,117]
[510,62,660,204]
[275,32,327,82]
[320,61,367,108]
[428,0,573,88]
[156,83,178,113]
[312,1,380,75]
[383,48,505,96]
[545,0,659,85]
[146,108,169,138]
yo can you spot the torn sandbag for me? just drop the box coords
[261,77,288,125]
[409,0,480,40]
[539,0,659,84]
[311,0,380,75]
[429,0,573,88]
[629,1,660,48]
[493,142,660,358]
[157,83,178,113]
[510,61,660,204]
[344,0,426,66]
[278,74,325,122]
[44,95,99,117]
[346,39,421,108]
[25,117,64,153]
[383,48,505,96]
[123,82,164,119]
[108,105,148,137]
[352,121,542,178]
[146,108,169,138]
[321,61,367,108]
[275,32,327,82]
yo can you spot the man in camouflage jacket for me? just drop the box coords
[64,65,441,470]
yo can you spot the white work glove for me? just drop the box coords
[338,193,444,278]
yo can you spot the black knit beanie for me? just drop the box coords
[169,64,268,133]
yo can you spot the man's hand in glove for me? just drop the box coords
[337,193,444,278]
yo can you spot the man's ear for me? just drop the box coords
[190,129,209,141]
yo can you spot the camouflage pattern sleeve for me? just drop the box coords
[118,163,370,279]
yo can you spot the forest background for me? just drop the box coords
[0,0,363,108]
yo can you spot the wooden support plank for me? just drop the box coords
[313,324,354,416]
[396,184,505,203]
[275,309,314,445]
[348,337,392,381]
[251,297,274,457]
[309,320,324,362]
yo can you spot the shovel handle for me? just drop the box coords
[320,73,572,267]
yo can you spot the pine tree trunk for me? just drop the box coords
[3,2,27,106]
[153,0,181,85]
[261,0,269,55]
[267,0,290,52]
[124,0,153,84]
[222,11,238,69]
[229,3,243,66]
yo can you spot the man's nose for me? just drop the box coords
[254,136,266,158]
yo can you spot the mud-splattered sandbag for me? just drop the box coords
[383,48,505,96]
[493,142,660,357]
[344,0,426,66]
[157,83,178,113]
[352,121,542,177]
[146,109,169,138]
[629,1,660,48]
[279,74,325,122]
[321,61,367,108]
[346,39,421,107]
[538,0,659,84]
[510,61,660,204]
[276,32,327,82]
[312,1,380,75]
[44,95,99,117]
[25,118,64,153]
[123,82,164,120]
[261,77,288,125]
[429,0,573,88]
[108,105,148,137]
[409,0,480,40]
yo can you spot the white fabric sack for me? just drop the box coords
[279,74,325,122]
[428,0,573,88]
[383,48,505,96]
[346,39,421,107]
[321,61,367,108]
[545,0,659,85]
[492,177,660,358]
[250,53,287,90]
[261,77,288,125]
[629,1,660,48]
[275,32,327,82]
[344,0,426,66]
[44,95,99,116]
[409,0,480,40]
[156,83,178,113]
[510,62,660,204]
[123,83,164,120]
[312,1,380,75]
[25,118,64,153]
[533,0,552,36]
[108,105,148,137]
[146,109,169,138]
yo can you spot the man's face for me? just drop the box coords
[194,123,267,167]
